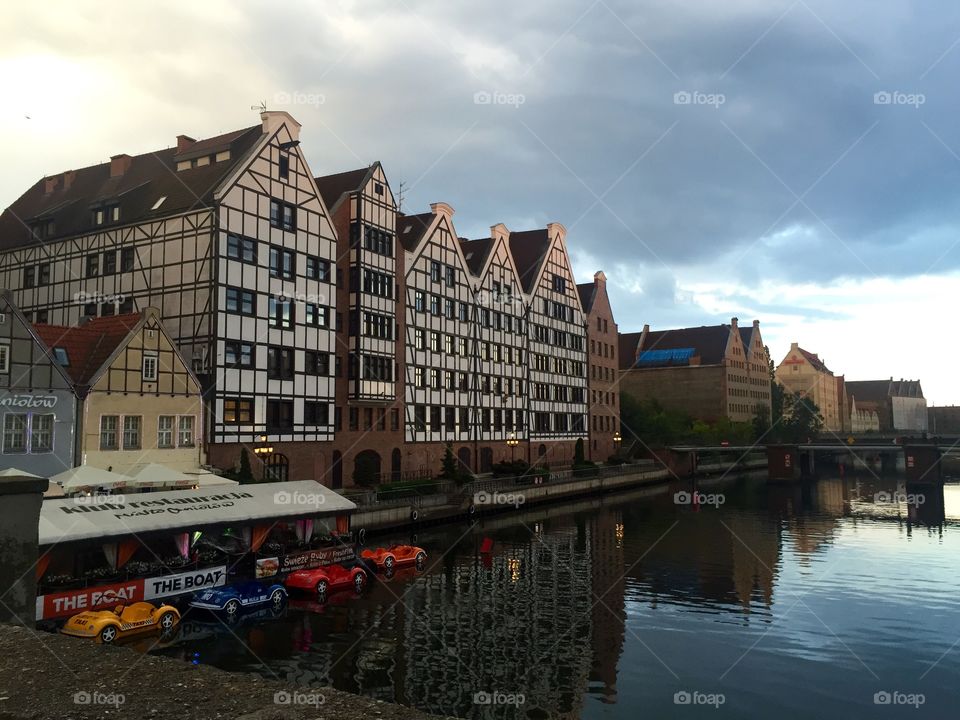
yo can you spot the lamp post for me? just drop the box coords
[507,432,519,462]
[613,430,622,456]
[254,435,273,478]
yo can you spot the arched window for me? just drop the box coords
[264,453,289,482]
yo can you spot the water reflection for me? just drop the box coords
[150,474,959,719]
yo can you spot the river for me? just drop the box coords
[150,473,960,718]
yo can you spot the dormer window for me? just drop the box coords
[30,220,55,240]
[53,347,69,366]
[151,196,167,211]
[93,204,120,226]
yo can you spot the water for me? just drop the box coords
[150,474,960,718]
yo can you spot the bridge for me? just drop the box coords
[664,441,957,484]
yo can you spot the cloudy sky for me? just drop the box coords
[3,0,958,402]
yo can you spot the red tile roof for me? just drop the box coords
[33,314,141,385]
[796,347,831,374]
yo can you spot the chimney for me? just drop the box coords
[430,202,455,219]
[63,170,76,191]
[790,341,799,350]
[110,154,132,178]
[731,316,739,328]
[43,176,59,195]
[637,324,650,362]
[176,135,196,153]
[753,319,759,328]
[260,111,301,141]
[594,270,607,286]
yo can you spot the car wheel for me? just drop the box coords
[354,572,365,592]
[271,589,285,606]
[158,612,177,631]
[224,599,240,617]
[315,580,328,596]
[415,551,426,565]
[384,555,395,570]
[99,625,118,644]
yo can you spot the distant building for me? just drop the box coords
[577,272,620,460]
[618,318,770,424]
[845,378,927,433]
[775,343,844,432]
[929,406,960,434]
[850,395,881,433]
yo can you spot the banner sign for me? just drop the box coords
[143,566,227,600]
[37,565,227,620]
[279,546,356,573]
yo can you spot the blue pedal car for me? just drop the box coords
[189,580,287,617]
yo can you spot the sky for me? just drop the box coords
[1,0,957,403]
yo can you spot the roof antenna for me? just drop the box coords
[251,100,267,113]
[396,180,406,212]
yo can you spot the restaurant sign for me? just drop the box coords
[279,546,356,573]
[0,394,58,408]
[36,565,227,620]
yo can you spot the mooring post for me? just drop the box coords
[0,475,48,625]
[903,445,942,484]
[767,445,799,482]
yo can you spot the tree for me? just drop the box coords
[438,443,461,484]
[236,448,255,484]
[574,438,585,465]
[778,392,824,443]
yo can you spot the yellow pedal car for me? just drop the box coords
[61,601,180,644]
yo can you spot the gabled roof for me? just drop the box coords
[640,325,732,366]
[845,380,890,404]
[576,282,596,314]
[396,212,434,252]
[0,126,262,251]
[313,166,371,213]
[890,379,924,398]
[508,229,552,293]
[33,314,142,386]
[459,237,494,276]
[796,347,831,374]
[618,332,643,369]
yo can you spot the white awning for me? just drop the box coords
[50,465,134,491]
[0,468,42,478]
[39,480,356,546]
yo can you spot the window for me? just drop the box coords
[85,254,99,278]
[142,351,158,381]
[102,251,117,276]
[363,269,393,298]
[31,414,53,452]
[430,406,441,431]
[3,414,27,454]
[553,274,566,293]
[306,256,330,281]
[279,153,290,180]
[305,304,329,327]
[114,247,133,274]
[362,355,393,381]
[459,407,469,431]
[415,290,425,312]
[23,266,35,288]
[414,405,426,432]
[266,400,294,431]
[267,346,294,380]
[0,345,8,373]
[122,416,141,449]
[304,402,329,425]
[362,226,392,256]
[305,351,330,375]
[223,398,254,424]
[119,298,134,314]
[269,246,296,280]
[445,265,455,287]
[363,312,392,339]
[101,302,115,317]
[53,347,69,366]
[268,296,294,328]
[430,261,441,282]
[178,416,194,446]
[430,295,441,315]
[430,332,441,352]
[415,329,425,350]
[158,416,174,448]
[270,199,296,231]
[415,367,425,387]
[444,298,455,319]
[227,234,257,263]
[224,341,254,368]
[226,287,255,315]
[349,407,359,431]
[459,302,469,322]
[391,409,400,430]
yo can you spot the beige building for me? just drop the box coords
[34,308,204,474]
[775,343,843,432]
[618,318,770,424]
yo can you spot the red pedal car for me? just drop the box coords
[360,545,427,571]
[285,563,367,596]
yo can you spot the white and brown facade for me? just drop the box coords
[0,115,608,484]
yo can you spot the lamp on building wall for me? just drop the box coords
[253,435,273,457]
[506,432,519,461]
[613,431,622,451]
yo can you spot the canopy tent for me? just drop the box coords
[50,465,134,491]
[184,469,239,488]
[0,467,41,478]
[39,479,357,546]
[127,463,194,489]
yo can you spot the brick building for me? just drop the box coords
[577,272,620,460]
[775,343,844,431]
[618,319,770,424]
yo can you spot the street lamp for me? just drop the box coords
[253,434,273,457]
[613,430,622,452]
[506,432,519,461]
